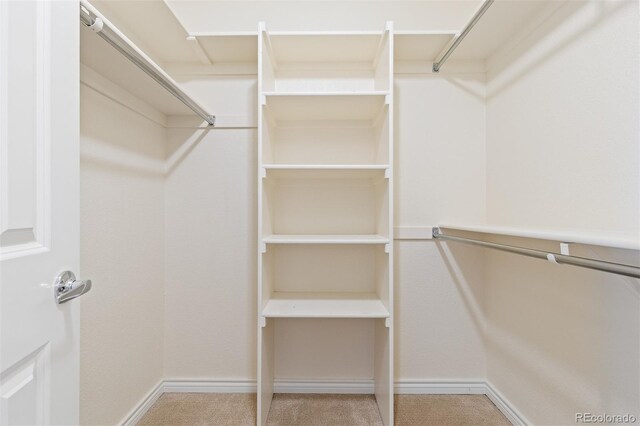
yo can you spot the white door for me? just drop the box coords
[0,1,82,425]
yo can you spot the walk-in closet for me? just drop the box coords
[0,0,638,425]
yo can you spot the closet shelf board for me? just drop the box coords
[262,292,390,318]
[192,34,258,63]
[263,91,389,96]
[267,33,385,64]
[263,235,390,244]
[439,224,640,251]
[263,164,389,170]
[264,94,388,121]
[394,32,456,62]
[263,166,388,180]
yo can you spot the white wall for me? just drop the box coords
[163,126,257,379]
[484,0,640,423]
[394,74,487,381]
[80,73,166,425]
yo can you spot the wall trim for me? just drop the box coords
[122,379,524,425]
[120,380,164,426]
[485,381,528,426]
[164,379,256,393]
[395,379,486,394]
[274,378,374,394]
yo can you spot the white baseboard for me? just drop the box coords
[121,380,164,426]
[485,381,528,426]
[274,378,374,394]
[395,380,486,395]
[123,379,524,426]
[164,379,256,393]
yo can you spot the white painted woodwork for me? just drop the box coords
[258,21,394,426]
[0,1,79,424]
[263,234,389,245]
[263,292,390,318]
[192,34,258,63]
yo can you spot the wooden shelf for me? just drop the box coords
[263,165,388,180]
[262,292,389,318]
[263,91,389,97]
[394,31,456,63]
[257,24,394,426]
[263,164,389,170]
[267,32,385,64]
[264,93,388,121]
[192,33,258,63]
[263,235,389,244]
[439,224,640,251]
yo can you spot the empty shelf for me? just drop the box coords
[263,164,389,170]
[394,32,456,62]
[268,32,385,64]
[264,93,388,121]
[262,292,390,318]
[263,165,388,180]
[263,235,389,244]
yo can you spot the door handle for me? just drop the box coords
[54,271,92,304]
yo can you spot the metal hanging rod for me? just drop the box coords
[79,1,215,126]
[432,227,640,279]
[433,0,494,73]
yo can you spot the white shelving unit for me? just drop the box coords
[257,22,394,426]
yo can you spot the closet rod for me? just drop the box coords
[432,0,494,72]
[79,1,216,126]
[432,227,640,279]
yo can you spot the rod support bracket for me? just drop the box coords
[432,227,442,239]
[88,16,104,33]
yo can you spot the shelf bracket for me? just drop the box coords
[259,316,266,327]
[260,242,267,253]
[260,168,267,179]
[384,243,391,254]
[560,242,571,255]
[384,168,391,179]
[385,318,391,328]
[186,36,212,65]
[384,94,391,105]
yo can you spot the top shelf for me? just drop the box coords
[267,32,386,65]
[261,24,393,93]
[439,224,640,251]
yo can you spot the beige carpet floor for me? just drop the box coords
[137,393,511,426]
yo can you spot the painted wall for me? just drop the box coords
[79,72,166,425]
[394,74,487,381]
[484,0,640,423]
[163,126,257,379]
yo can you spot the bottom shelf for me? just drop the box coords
[262,292,389,318]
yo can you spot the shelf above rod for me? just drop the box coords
[79,0,215,126]
[432,0,494,72]
[432,227,640,279]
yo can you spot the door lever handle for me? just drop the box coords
[54,271,92,304]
